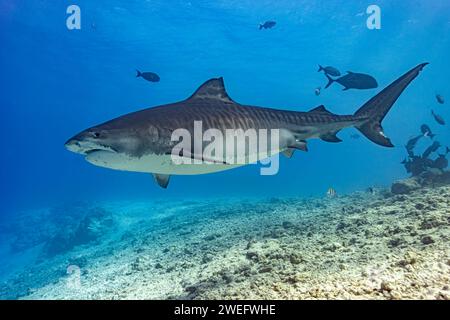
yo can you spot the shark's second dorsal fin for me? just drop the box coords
[187,78,234,103]
[308,105,333,114]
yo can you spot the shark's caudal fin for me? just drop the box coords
[325,74,335,89]
[136,69,142,77]
[354,63,428,147]
[318,65,324,72]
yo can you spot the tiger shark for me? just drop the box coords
[65,63,428,188]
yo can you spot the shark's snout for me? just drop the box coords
[64,136,86,154]
[64,131,117,156]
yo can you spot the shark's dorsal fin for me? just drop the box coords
[308,105,333,114]
[187,77,234,103]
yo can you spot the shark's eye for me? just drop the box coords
[93,132,100,138]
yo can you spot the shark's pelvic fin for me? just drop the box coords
[187,77,234,103]
[153,173,170,189]
[282,148,296,158]
[354,63,428,148]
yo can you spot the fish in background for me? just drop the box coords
[436,94,445,104]
[136,70,160,82]
[422,141,441,159]
[326,188,337,198]
[406,135,424,157]
[420,124,436,139]
[315,87,321,96]
[259,21,276,30]
[324,71,378,91]
[431,110,446,125]
[433,153,449,170]
[318,65,341,77]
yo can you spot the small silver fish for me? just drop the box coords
[326,187,337,198]
[315,87,321,96]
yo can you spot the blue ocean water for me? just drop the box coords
[0,1,449,296]
[0,1,449,207]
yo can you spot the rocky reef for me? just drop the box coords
[0,173,449,300]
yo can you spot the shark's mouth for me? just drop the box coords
[85,147,116,155]
[85,146,118,157]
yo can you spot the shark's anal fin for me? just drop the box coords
[320,131,342,143]
[282,148,295,158]
[153,174,170,189]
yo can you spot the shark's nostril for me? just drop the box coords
[64,139,82,152]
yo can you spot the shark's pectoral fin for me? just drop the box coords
[289,140,308,152]
[282,148,295,158]
[320,131,342,143]
[153,173,170,189]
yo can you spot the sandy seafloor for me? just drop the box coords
[0,174,449,300]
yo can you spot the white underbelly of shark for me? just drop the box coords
[85,150,246,175]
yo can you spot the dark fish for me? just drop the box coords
[350,134,361,139]
[315,87,321,96]
[431,110,445,125]
[405,135,423,157]
[432,154,448,170]
[407,156,430,176]
[422,141,441,159]
[318,65,341,77]
[325,71,378,91]
[436,94,444,104]
[136,70,160,83]
[420,124,436,139]
[259,21,276,30]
